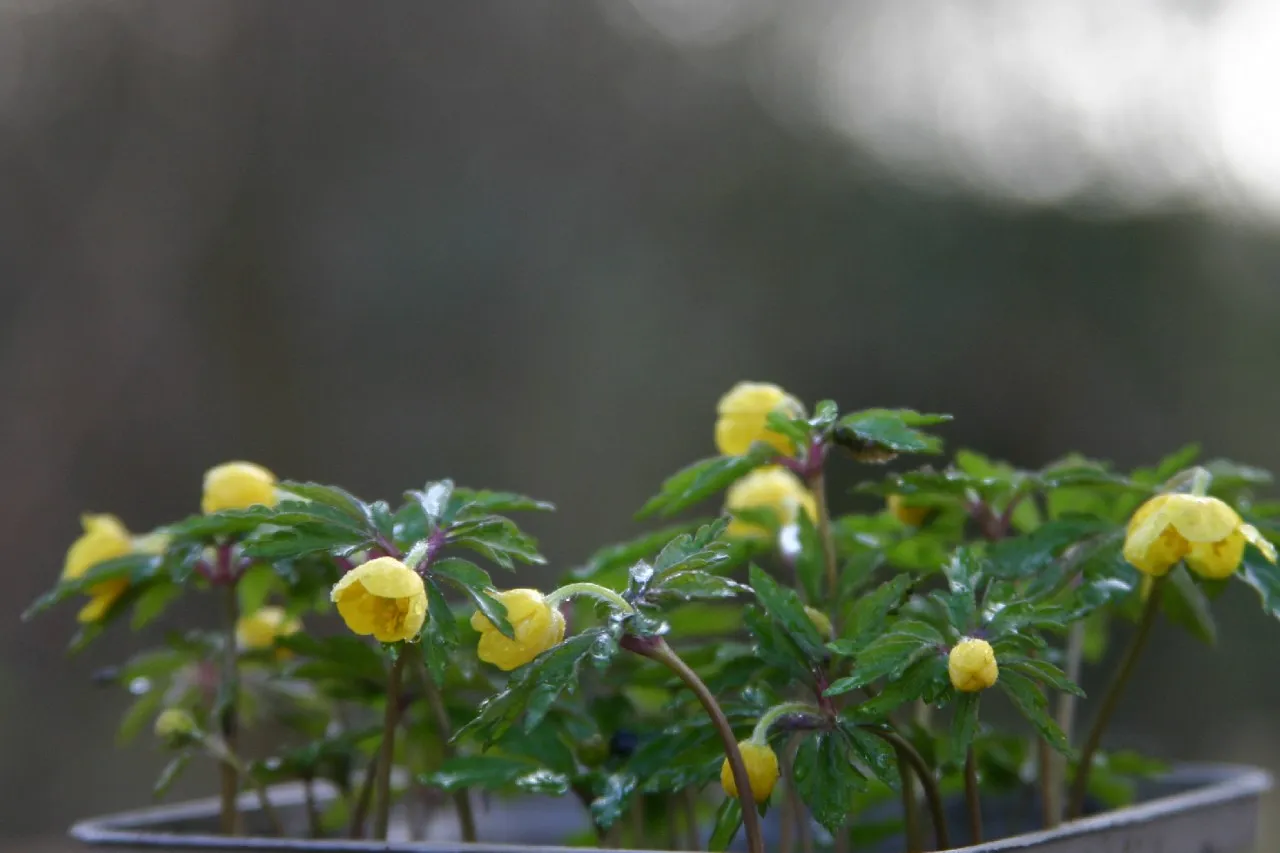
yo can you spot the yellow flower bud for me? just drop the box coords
[949,638,998,692]
[236,606,302,653]
[470,588,566,671]
[1123,493,1277,579]
[153,708,198,742]
[331,557,428,644]
[62,514,133,624]
[201,461,279,514]
[724,467,818,539]
[715,382,805,457]
[804,606,833,639]
[720,741,779,803]
[887,495,930,527]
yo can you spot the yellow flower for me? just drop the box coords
[470,588,566,671]
[62,514,133,624]
[804,606,833,639]
[1123,493,1277,579]
[153,708,198,742]
[724,467,817,539]
[949,638,998,692]
[715,382,804,457]
[331,557,428,644]
[720,741,779,803]
[887,495,930,527]
[201,461,278,514]
[236,606,302,653]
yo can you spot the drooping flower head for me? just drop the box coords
[62,514,133,624]
[471,588,566,671]
[715,382,804,457]
[331,557,427,644]
[202,461,279,515]
[720,741,780,803]
[1123,493,1277,579]
[724,467,817,539]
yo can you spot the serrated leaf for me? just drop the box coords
[1162,564,1216,646]
[1240,550,1280,621]
[420,755,569,796]
[749,564,825,659]
[1002,657,1085,697]
[450,516,545,569]
[241,527,368,561]
[655,571,749,601]
[638,447,775,519]
[23,553,161,620]
[278,481,372,524]
[835,409,951,455]
[153,753,192,798]
[765,410,810,455]
[850,656,946,719]
[450,487,555,518]
[839,574,913,650]
[845,726,900,789]
[987,517,1116,580]
[826,621,942,695]
[708,797,743,851]
[795,732,865,833]
[430,557,492,590]
[999,670,1071,756]
[810,399,840,432]
[653,518,732,578]
[570,519,717,584]
[950,693,980,758]
[794,511,827,605]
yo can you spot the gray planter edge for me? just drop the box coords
[69,762,1273,853]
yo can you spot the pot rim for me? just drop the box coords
[69,761,1272,853]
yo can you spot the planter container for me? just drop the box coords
[69,762,1269,853]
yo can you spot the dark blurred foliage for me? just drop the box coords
[3,1,1279,846]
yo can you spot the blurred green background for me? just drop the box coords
[5,1,1280,849]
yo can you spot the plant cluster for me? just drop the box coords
[27,384,1280,852]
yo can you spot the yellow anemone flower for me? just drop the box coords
[724,467,817,539]
[331,557,427,643]
[236,606,302,654]
[201,461,279,514]
[470,588,566,671]
[62,514,133,624]
[1123,493,1277,579]
[720,741,780,802]
[887,495,931,527]
[714,382,804,457]
[948,637,998,692]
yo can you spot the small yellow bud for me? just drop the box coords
[331,557,428,644]
[715,382,805,457]
[949,638,998,692]
[720,741,779,803]
[153,708,198,742]
[1123,493,1277,579]
[236,606,302,653]
[804,606,833,639]
[201,461,278,514]
[471,589,566,671]
[724,467,817,539]
[62,514,133,624]
[887,495,930,528]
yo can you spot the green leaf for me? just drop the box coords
[278,634,388,686]
[431,557,492,590]
[457,631,603,747]
[810,399,840,432]
[450,516,545,568]
[408,480,454,531]
[834,409,951,456]
[1162,565,1216,646]
[998,670,1071,756]
[654,571,749,602]
[765,409,810,454]
[570,519,717,584]
[22,553,161,620]
[839,575,914,650]
[1132,444,1200,486]
[794,511,827,605]
[653,518,732,577]
[743,606,812,681]
[241,527,368,561]
[161,507,276,541]
[638,446,776,519]
[795,732,865,833]
[131,582,181,630]
[749,564,826,659]
[278,481,372,524]
[845,726,900,790]
[1240,550,1280,621]
[987,517,1116,580]
[826,621,943,695]
[153,753,192,798]
[1002,658,1085,697]
[951,693,980,758]
[450,487,555,518]
[850,656,947,719]
[420,755,569,796]
[236,565,280,615]
[117,691,164,746]
[590,773,639,832]
[460,586,514,641]
[708,797,743,852]
[422,578,460,685]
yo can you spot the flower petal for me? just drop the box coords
[352,557,425,599]
[1165,495,1241,543]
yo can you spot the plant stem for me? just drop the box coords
[810,471,839,602]
[897,748,923,853]
[218,584,241,835]
[625,637,764,853]
[303,776,322,838]
[420,670,478,843]
[1068,576,1165,819]
[964,747,983,844]
[373,651,408,841]
[544,582,634,613]
[865,728,950,851]
[348,759,378,838]
[1048,620,1086,827]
